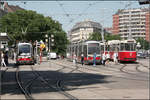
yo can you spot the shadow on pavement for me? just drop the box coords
[1,64,115,95]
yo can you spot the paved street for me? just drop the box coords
[0,58,149,99]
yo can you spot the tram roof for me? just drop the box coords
[18,42,32,46]
[120,39,136,43]
[108,40,120,45]
[85,40,100,44]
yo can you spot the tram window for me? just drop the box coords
[130,43,136,51]
[83,45,87,57]
[125,43,136,51]
[106,45,110,51]
[125,44,130,51]
[88,43,100,54]
[120,43,125,51]
[75,46,78,56]
[101,45,104,52]
[79,45,82,56]
[19,45,30,54]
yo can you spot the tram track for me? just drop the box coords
[52,60,149,82]
[15,65,34,100]
[30,65,78,100]
[119,64,149,81]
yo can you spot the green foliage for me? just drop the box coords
[88,32,102,41]
[0,10,68,55]
[88,32,121,41]
[136,38,149,50]
[104,34,121,41]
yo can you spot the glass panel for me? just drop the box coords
[88,43,100,54]
[125,43,136,51]
[120,43,125,51]
[19,45,30,54]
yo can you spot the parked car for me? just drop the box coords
[137,52,147,59]
[47,52,57,60]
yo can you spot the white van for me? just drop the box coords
[47,52,57,60]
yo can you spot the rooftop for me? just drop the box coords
[71,20,102,31]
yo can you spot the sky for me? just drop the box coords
[7,1,149,33]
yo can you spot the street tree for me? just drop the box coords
[0,10,68,55]
[88,32,121,41]
[136,38,149,50]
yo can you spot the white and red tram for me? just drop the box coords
[67,41,101,64]
[118,39,137,62]
[101,39,137,62]
[16,42,35,65]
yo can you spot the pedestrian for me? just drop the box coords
[93,53,96,66]
[1,52,6,67]
[4,51,8,66]
[81,52,84,66]
[113,52,118,64]
[0,51,2,66]
[105,52,110,65]
[102,53,106,66]
[73,53,77,66]
[13,51,16,61]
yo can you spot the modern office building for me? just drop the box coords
[113,8,150,41]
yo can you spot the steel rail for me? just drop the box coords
[30,66,78,100]
[52,61,149,82]
[15,66,34,100]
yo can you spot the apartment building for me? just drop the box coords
[69,20,102,43]
[0,2,24,17]
[113,8,150,41]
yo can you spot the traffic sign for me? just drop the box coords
[40,43,45,49]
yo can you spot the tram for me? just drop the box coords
[67,41,101,64]
[16,42,34,65]
[101,39,137,62]
[118,39,137,62]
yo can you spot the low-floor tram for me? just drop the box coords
[16,42,34,65]
[67,41,101,64]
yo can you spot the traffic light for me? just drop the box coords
[139,0,150,5]
[50,34,54,47]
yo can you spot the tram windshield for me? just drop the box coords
[19,45,31,54]
[120,43,136,51]
[88,43,100,54]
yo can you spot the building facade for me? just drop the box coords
[0,2,24,13]
[113,8,150,41]
[69,20,102,43]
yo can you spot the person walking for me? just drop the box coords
[93,53,96,66]
[73,53,77,66]
[113,52,118,64]
[1,52,6,67]
[0,51,2,66]
[4,51,8,66]
[105,52,110,65]
[81,52,84,66]
[102,53,106,66]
